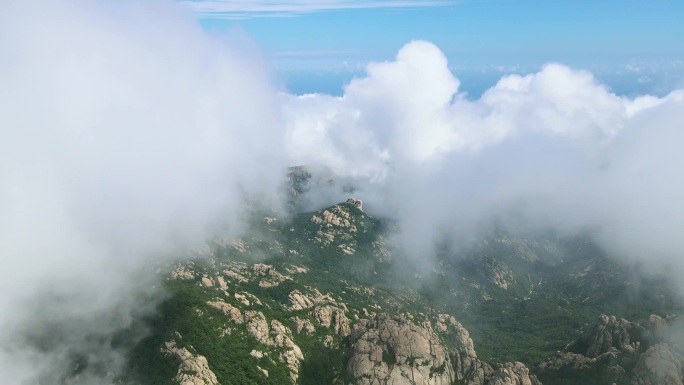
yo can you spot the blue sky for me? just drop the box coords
[183,0,684,95]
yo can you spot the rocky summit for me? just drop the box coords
[113,178,684,385]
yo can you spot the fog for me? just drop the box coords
[2,1,684,383]
[284,41,684,268]
[0,1,288,382]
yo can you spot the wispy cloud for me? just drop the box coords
[272,49,362,58]
[180,0,454,19]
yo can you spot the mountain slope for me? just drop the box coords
[119,196,684,385]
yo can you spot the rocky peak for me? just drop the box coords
[536,314,684,385]
[310,203,360,253]
[348,313,456,385]
[567,314,646,358]
[161,341,219,385]
[346,313,540,385]
[346,197,364,212]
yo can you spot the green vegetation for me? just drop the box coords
[122,197,684,384]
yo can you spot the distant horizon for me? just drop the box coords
[185,0,684,97]
[275,60,683,98]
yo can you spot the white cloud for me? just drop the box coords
[181,0,453,19]
[283,40,684,269]
[284,41,664,171]
[0,1,287,382]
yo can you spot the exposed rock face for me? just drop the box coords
[633,343,684,385]
[235,293,251,306]
[475,257,514,290]
[232,310,304,383]
[253,263,291,288]
[310,203,358,252]
[347,314,456,385]
[346,197,364,212]
[288,289,317,311]
[201,276,214,287]
[287,289,351,336]
[536,351,596,372]
[256,366,269,377]
[270,319,305,383]
[170,264,196,280]
[215,275,228,290]
[291,316,315,335]
[646,314,668,343]
[536,314,684,385]
[207,300,243,324]
[284,264,308,274]
[207,293,306,384]
[536,315,643,383]
[222,261,249,283]
[445,315,493,385]
[537,313,650,378]
[567,314,646,358]
[487,362,542,385]
[314,304,351,336]
[161,341,219,385]
[244,311,271,345]
[312,207,354,228]
[231,239,247,253]
[439,315,541,385]
[347,313,541,385]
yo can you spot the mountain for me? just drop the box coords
[113,170,684,385]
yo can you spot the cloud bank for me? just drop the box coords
[283,40,684,267]
[2,0,684,382]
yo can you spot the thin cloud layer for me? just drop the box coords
[182,0,453,19]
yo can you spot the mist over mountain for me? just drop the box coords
[283,41,684,273]
[1,1,684,384]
